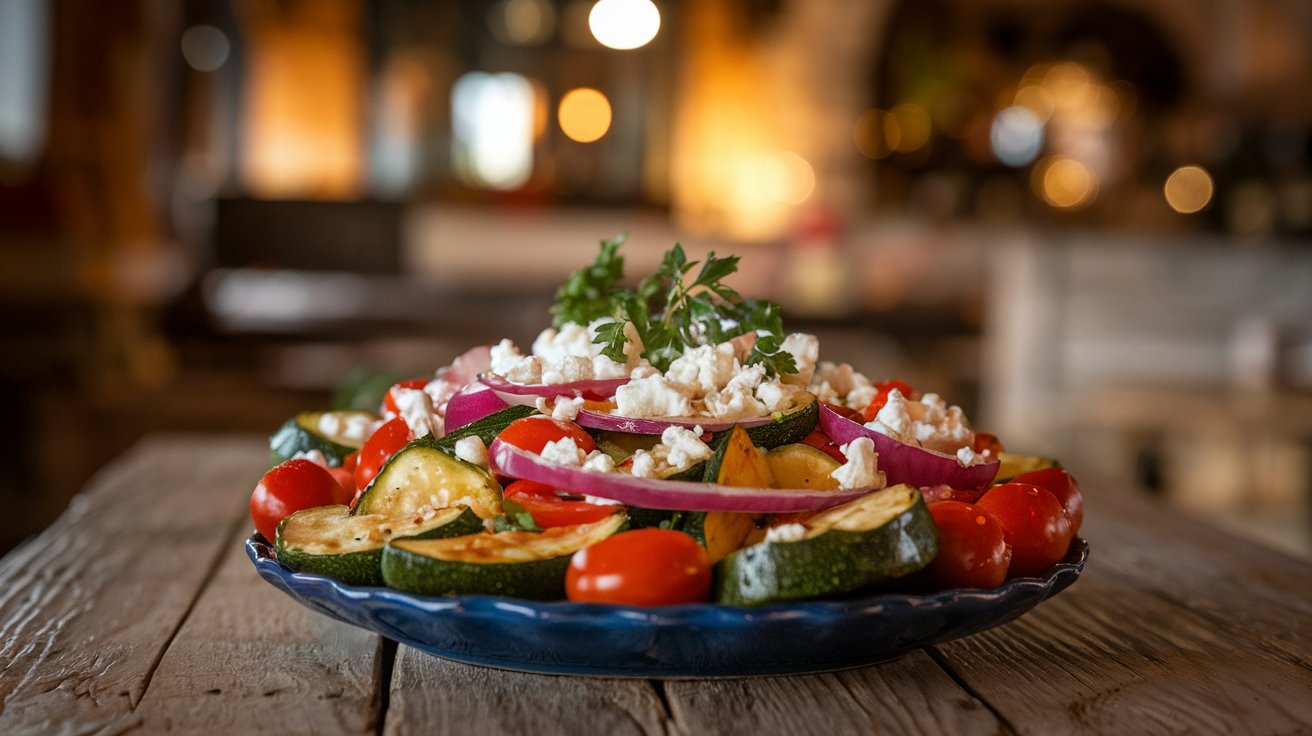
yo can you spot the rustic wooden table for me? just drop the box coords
[3,435,1312,736]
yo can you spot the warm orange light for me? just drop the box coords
[890,103,930,153]
[1164,165,1213,213]
[762,152,814,204]
[1037,157,1098,210]
[558,88,612,142]
[854,109,897,159]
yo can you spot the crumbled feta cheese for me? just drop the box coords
[756,377,802,414]
[630,365,660,380]
[765,523,808,543]
[552,396,585,422]
[865,388,914,443]
[540,437,586,467]
[581,450,615,473]
[666,343,737,395]
[393,388,435,439]
[863,389,973,455]
[582,494,623,506]
[541,355,596,385]
[317,412,376,443]
[614,375,693,418]
[956,446,987,467]
[454,436,488,467]
[491,320,650,386]
[781,333,820,385]
[290,449,329,468]
[704,365,767,419]
[830,437,886,490]
[629,449,659,478]
[660,425,712,470]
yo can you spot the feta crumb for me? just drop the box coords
[582,494,623,506]
[393,387,435,440]
[581,450,616,473]
[489,339,543,384]
[780,333,820,385]
[956,446,987,467]
[864,389,973,454]
[454,436,488,467]
[666,343,737,395]
[317,412,376,443]
[629,449,658,478]
[552,396,585,422]
[756,377,802,414]
[290,449,329,468]
[660,425,712,470]
[830,437,886,490]
[765,523,808,543]
[614,375,693,418]
[540,437,586,467]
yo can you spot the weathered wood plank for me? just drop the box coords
[124,522,387,735]
[664,650,1003,736]
[929,573,1312,735]
[0,435,265,736]
[382,646,669,736]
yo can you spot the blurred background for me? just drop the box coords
[2,0,1311,559]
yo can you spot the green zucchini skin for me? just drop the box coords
[269,411,377,468]
[436,405,537,451]
[381,550,573,599]
[713,492,939,606]
[275,506,484,587]
[627,507,685,531]
[354,438,502,519]
[742,397,819,449]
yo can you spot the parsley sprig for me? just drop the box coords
[558,237,797,376]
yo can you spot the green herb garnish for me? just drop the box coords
[493,499,543,533]
[555,236,798,376]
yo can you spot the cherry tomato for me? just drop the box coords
[354,417,410,493]
[920,484,985,505]
[503,480,619,528]
[823,403,864,422]
[921,501,1011,590]
[861,380,917,422]
[341,451,360,473]
[976,482,1073,578]
[800,429,846,463]
[250,459,339,542]
[1012,467,1084,534]
[566,529,712,605]
[971,431,1005,458]
[383,378,430,415]
[497,416,596,455]
[326,467,355,504]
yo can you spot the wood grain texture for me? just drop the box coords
[0,435,265,736]
[930,574,1312,735]
[123,523,386,735]
[664,651,1002,736]
[383,646,669,736]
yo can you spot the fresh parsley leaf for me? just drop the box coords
[746,331,798,376]
[551,234,628,329]
[592,320,629,364]
[498,499,543,532]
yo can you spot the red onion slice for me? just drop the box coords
[819,405,999,490]
[574,409,774,434]
[488,438,875,512]
[443,381,511,433]
[481,374,629,402]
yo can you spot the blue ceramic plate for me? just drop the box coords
[247,534,1087,678]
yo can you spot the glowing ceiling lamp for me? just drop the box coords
[451,72,536,190]
[589,0,660,50]
[558,88,612,142]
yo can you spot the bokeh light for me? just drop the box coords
[854,109,897,159]
[181,24,230,72]
[1036,156,1098,210]
[491,0,556,46]
[1164,166,1214,214]
[589,0,660,50]
[890,103,930,153]
[558,88,612,142]
[762,152,815,204]
[451,72,535,190]
[991,106,1044,167]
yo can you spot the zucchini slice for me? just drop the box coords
[275,505,483,586]
[269,410,379,467]
[992,452,1060,484]
[679,511,761,563]
[354,438,502,519]
[381,513,627,599]
[742,393,819,449]
[436,405,537,452]
[764,443,841,490]
[713,484,939,606]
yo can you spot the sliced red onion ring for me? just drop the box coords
[574,409,774,434]
[481,374,629,403]
[489,438,875,512]
[819,405,999,490]
[443,381,511,433]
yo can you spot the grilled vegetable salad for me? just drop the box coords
[253,236,1082,606]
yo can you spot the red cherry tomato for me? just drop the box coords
[326,467,355,504]
[976,482,1073,578]
[920,484,985,505]
[354,417,410,493]
[800,429,846,463]
[251,459,339,542]
[1012,467,1084,534]
[971,431,1005,458]
[861,380,917,422]
[566,529,712,606]
[921,501,1011,590]
[341,451,360,473]
[823,403,864,422]
[503,480,619,528]
[496,416,596,455]
[383,378,430,416]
